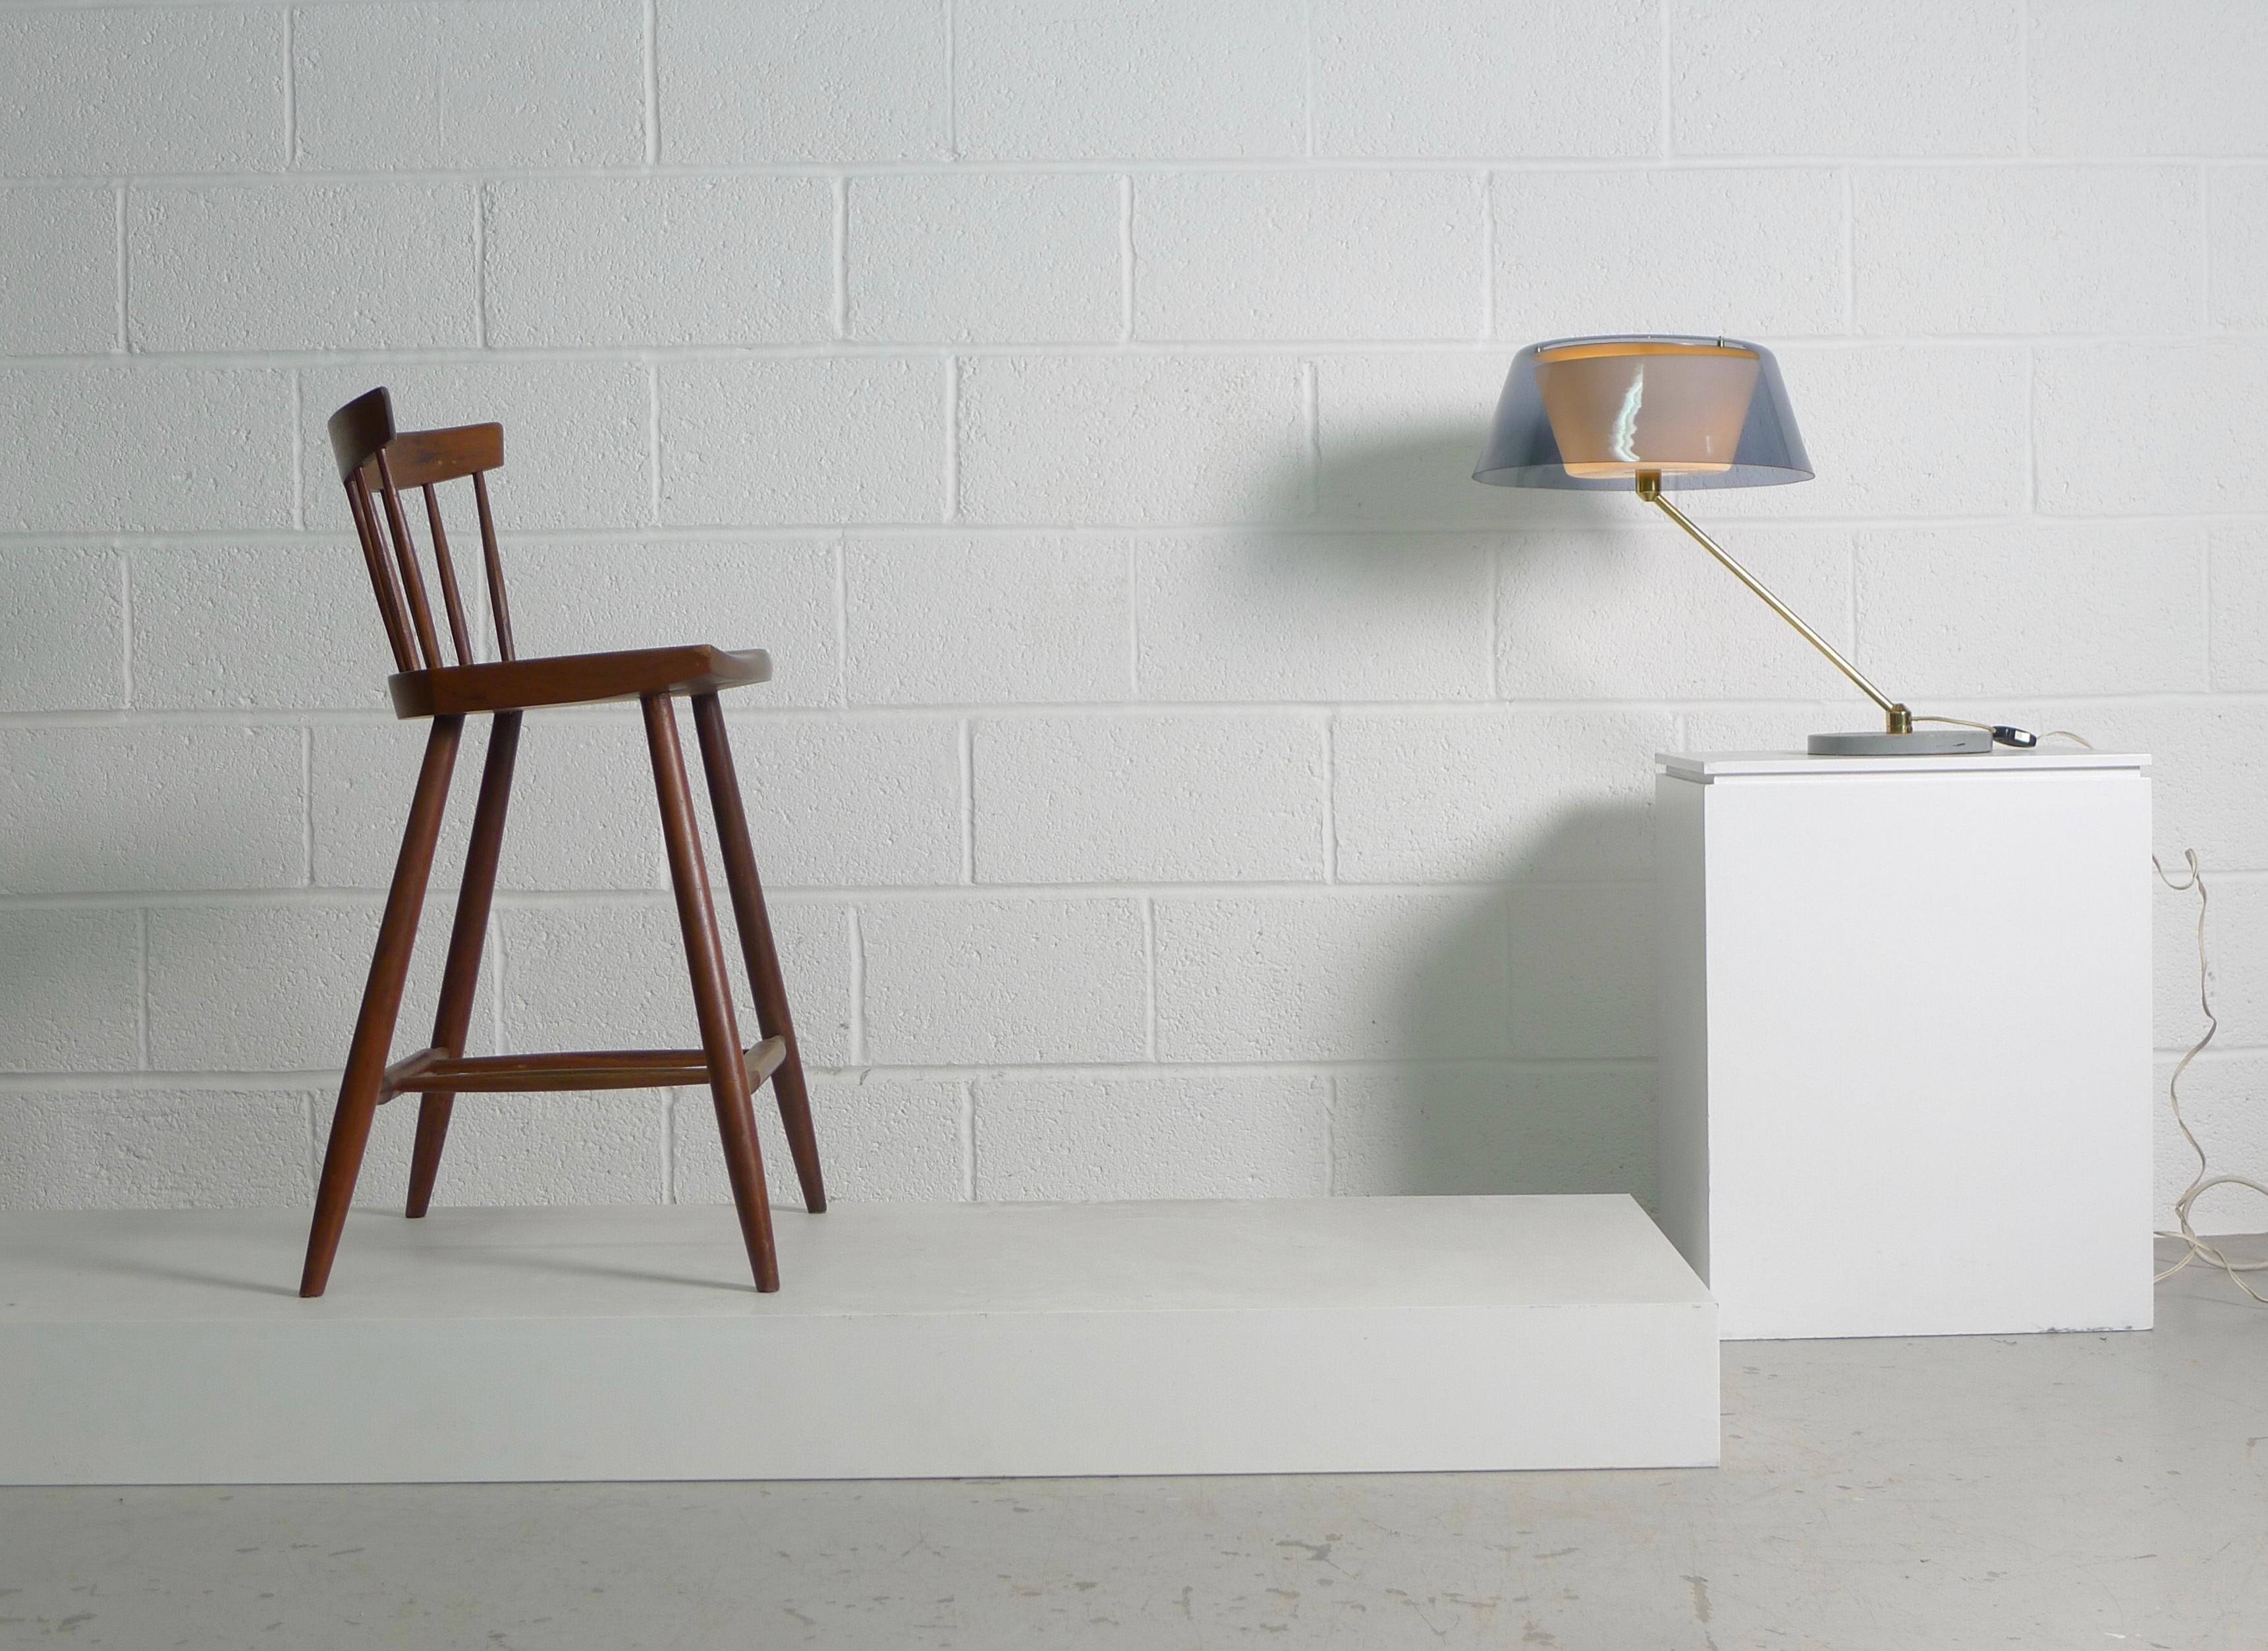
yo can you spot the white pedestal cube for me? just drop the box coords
[1654,750,2154,1341]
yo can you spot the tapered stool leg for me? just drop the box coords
[690,691,826,1214]
[406,711,521,1217]
[644,692,779,1292]
[302,715,464,1297]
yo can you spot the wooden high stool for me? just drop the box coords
[301,387,823,1297]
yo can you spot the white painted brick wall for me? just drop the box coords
[1,367,294,532]
[130,546,381,711]
[0,911,141,1073]
[1,0,2258,1233]
[1854,525,2209,698]
[2036,343,2268,517]
[2030,0,2268,158]
[1852,167,2203,335]
[974,1073,1330,1199]
[0,187,116,354]
[311,717,663,893]
[956,356,1307,525]
[672,1075,967,1208]
[1667,0,2024,157]
[844,534,1132,704]
[146,901,480,1071]
[1136,532,1495,700]
[861,897,1148,1065]
[658,0,951,165]
[484,177,835,348]
[1493,169,1847,339]
[0,8,287,177]
[339,1089,667,1210]
[2209,524,2268,691]
[294,1,644,172]
[298,360,653,533]
[1,547,124,711]
[660,357,949,525]
[501,899,854,1067]
[697,712,965,887]
[2153,1053,2268,1237]
[0,728,304,893]
[507,539,843,706]
[1153,891,1510,1061]
[954,0,1304,161]
[2207,169,2268,329]
[1311,352,1525,525]
[972,713,1327,883]
[1497,526,1853,699]
[1332,1062,1655,1198]
[1331,709,1676,883]
[128,182,479,352]
[1505,883,1653,1059]
[1311,0,1657,159]
[1733,345,2030,519]
[0,1089,315,1209]
[1134,171,1485,341]
[847,174,1122,344]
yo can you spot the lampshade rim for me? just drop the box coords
[1472,461,1815,490]
[1534,337,1760,364]
[1530,331,1767,352]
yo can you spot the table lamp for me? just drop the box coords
[1473,335,1987,756]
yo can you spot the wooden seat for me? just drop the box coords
[387,642,773,718]
[299,387,823,1298]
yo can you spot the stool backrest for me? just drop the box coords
[327,386,516,673]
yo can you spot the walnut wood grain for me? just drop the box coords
[385,422,503,488]
[386,645,771,719]
[404,710,520,1219]
[693,691,826,1214]
[300,715,462,1299]
[645,690,781,1293]
[384,1036,788,1097]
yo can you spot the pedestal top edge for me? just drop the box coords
[1657,750,2149,780]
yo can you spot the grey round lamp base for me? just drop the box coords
[1808,728,1993,756]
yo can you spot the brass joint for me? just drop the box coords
[1634,469,1663,502]
[1887,704,1913,735]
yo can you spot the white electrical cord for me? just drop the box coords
[2150,849,2268,1303]
[1913,715,2268,1301]
[1912,714,2099,748]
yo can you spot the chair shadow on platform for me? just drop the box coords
[477,1244,746,1295]
[34,1239,301,1300]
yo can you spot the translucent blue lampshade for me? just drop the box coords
[1474,335,1812,490]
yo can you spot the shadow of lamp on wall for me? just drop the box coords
[1476,335,1991,757]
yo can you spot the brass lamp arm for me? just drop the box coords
[1636,472,1911,736]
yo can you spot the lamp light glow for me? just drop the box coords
[1535,339,1757,478]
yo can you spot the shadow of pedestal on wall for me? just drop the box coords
[1341,802,1659,1212]
[1232,416,1664,1216]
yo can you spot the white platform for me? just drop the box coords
[1656,749,2155,1341]
[0,1195,1717,1484]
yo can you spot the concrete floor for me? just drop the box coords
[3,1252,2263,1650]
